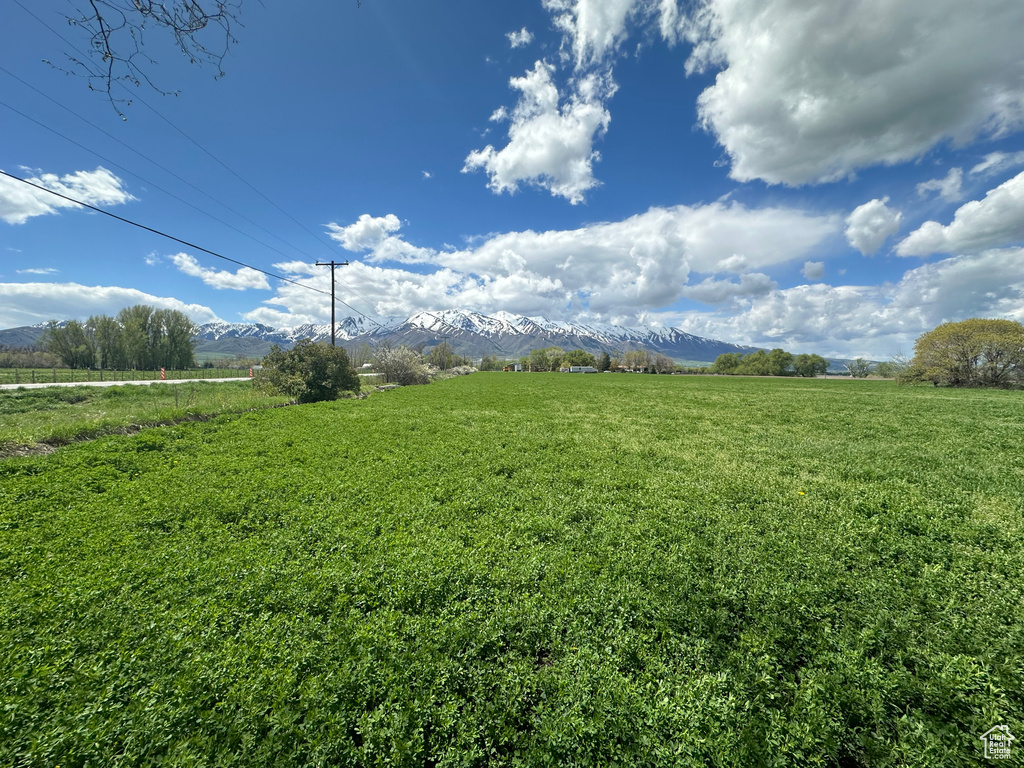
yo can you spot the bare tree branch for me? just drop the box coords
[58,0,244,115]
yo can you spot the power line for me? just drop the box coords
[10,0,390,329]
[0,170,389,329]
[0,63,322,263]
[0,168,329,297]
[0,97,305,266]
[11,0,344,259]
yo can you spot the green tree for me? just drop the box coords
[117,304,155,369]
[528,348,551,372]
[88,314,125,369]
[794,353,828,378]
[766,348,794,376]
[428,342,457,371]
[563,349,596,368]
[597,352,611,372]
[258,340,360,403]
[912,318,1024,387]
[735,350,770,375]
[710,352,741,374]
[45,320,96,369]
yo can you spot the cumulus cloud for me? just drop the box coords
[916,167,963,201]
[678,272,775,304]
[0,167,133,224]
[897,170,1024,255]
[969,151,1024,176]
[681,0,1024,185]
[802,261,825,281]
[845,198,902,255]
[325,213,401,251]
[463,61,614,204]
[170,253,271,291]
[668,248,1024,357]
[507,27,534,48]
[323,214,435,265]
[544,0,639,69]
[0,282,220,328]
[260,202,836,326]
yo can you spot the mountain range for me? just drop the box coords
[2,309,762,364]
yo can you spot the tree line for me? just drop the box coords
[710,349,828,377]
[45,305,197,370]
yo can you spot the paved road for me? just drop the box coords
[0,377,251,391]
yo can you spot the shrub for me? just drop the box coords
[256,340,360,403]
[375,344,430,386]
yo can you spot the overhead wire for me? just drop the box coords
[0,96,305,265]
[0,63,323,262]
[10,0,389,324]
[0,169,388,328]
[0,168,328,296]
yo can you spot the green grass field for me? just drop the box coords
[0,381,291,451]
[1,374,1021,766]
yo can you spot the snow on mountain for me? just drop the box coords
[0,310,760,363]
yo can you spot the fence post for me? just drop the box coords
[53,368,56,383]
[32,370,36,384]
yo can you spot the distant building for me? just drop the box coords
[568,366,598,373]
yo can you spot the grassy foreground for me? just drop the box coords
[0,381,291,451]
[1,374,1021,766]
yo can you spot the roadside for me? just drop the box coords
[0,377,249,391]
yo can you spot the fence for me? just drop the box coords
[0,368,251,385]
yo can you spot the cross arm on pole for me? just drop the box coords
[314,260,351,346]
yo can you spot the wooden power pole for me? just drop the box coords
[314,260,350,346]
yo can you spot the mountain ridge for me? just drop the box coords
[0,310,762,363]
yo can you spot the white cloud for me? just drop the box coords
[544,0,639,69]
[0,282,220,328]
[667,248,1024,357]
[969,151,1024,176]
[507,27,534,48]
[802,261,825,281]
[845,198,902,255]
[916,167,963,201]
[260,201,836,325]
[678,272,775,304]
[682,0,1024,185]
[323,214,435,265]
[325,213,401,251]
[897,170,1024,255]
[170,252,271,291]
[15,267,58,275]
[0,167,134,225]
[422,171,432,179]
[463,61,614,204]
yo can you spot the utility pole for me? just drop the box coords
[314,260,350,346]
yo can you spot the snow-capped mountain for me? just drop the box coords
[337,309,760,362]
[0,310,761,363]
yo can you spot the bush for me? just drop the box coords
[375,345,431,386]
[256,340,360,403]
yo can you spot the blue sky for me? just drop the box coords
[2,0,1024,357]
